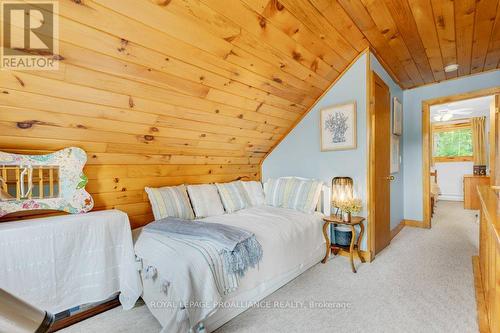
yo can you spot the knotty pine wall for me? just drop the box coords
[0,67,262,227]
[3,1,497,227]
[0,0,369,227]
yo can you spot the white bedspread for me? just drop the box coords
[0,210,142,313]
[135,231,223,332]
[135,206,325,332]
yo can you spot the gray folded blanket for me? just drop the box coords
[144,217,263,277]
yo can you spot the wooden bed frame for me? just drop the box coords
[49,298,120,332]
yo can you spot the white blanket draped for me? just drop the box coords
[0,210,142,313]
[135,232,224,332]
[135,206,325,332]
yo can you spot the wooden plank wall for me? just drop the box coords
[0,145,260,229]
[0,0,369,227]
[0,67,264,227]
[0,148,260,229]
[1,0,303,227]
[1,0,499,227]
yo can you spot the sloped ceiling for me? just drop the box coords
[337,0,500,87]
[0,0,499,225]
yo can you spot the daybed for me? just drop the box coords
[133,179,330,333]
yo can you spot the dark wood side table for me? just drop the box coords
[321,215,365,273]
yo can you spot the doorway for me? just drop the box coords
[422,88,500,228]
[369,72,392,255]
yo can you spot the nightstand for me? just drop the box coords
[321,215,365,273]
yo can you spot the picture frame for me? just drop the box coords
[320,101,357,151]
[390,135,400,174]
[393,97,403,135]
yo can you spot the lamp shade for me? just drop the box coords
[331,177,353,208]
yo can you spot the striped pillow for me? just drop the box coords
[242,181,265,206]
[145,185,194,221]
[216,181,252,213]
[187,184,225,218]
[265,177,323,214]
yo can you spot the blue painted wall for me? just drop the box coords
[262,53,369,249]
[370,54,405,230]
[262,47,499,245]
[403,71,500,221]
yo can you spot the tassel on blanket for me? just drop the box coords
[196,322,206,333]
[143,265,157,280]
[161,280,171,296]
[177,305,188,323]
[188,322,206,333]
[223,235,263,277]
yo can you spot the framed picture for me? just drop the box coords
[393,97,403,135]
[320,102,357,151]
[390,135,400,174]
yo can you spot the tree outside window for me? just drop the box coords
[432,124,473,162]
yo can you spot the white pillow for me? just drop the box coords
[242,181,265,206]
[186,184,225,218]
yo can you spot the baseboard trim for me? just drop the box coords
[390,220,405,239]
[438,195,464,202]
[472,256,490,333]
[403,219,428,228]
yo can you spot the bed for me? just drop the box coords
[0,210,141,314]
[133,185,330,332]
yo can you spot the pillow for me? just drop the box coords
[264,178,287,207]
[242,181,265,206]
[265,177,323,214]
[186,184,225,218]
[216,181,252,213]
[145,185,194,221]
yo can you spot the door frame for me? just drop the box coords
[421,87,500,228]
[367,58,375,259]
[367,64,392,258]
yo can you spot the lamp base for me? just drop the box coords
[342,211,352,222]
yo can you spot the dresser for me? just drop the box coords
[463,175,490,209]
[476,186,500,332]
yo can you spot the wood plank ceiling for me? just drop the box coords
[337,0,500,86]
[0,0,499,226]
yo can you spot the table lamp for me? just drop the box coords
[331,177,354,217]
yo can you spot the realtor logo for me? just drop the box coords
[1,0,59,70]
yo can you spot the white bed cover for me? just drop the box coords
[135,206,325,332]
[0,210,142,314]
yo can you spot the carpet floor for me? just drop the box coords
[62,201,479,333]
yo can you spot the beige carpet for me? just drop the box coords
[62,201,479,333]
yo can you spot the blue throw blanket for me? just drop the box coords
[144,217,263,277]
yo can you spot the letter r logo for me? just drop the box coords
[2,2,55,55]
[1,1,59,70]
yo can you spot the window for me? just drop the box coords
[432,122,473,162]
